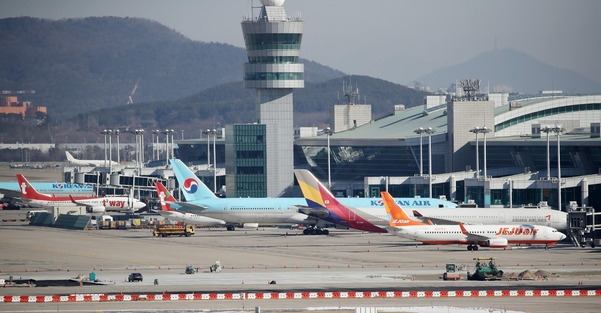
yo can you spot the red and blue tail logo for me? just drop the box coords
[183,178,199,194]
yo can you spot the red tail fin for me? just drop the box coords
[381,191,426,227]
[16,174,49,200]
[154,182,175,211]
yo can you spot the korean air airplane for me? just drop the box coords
[168,159,457,233]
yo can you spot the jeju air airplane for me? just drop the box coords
[382,191,566,251]
[17,174,145,213]
[154,181,225,226]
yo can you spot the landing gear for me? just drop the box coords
[226,225,236,231]
[302,226,329,235]
[467,245,479,251]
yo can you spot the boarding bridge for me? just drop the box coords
[567,201,601,248]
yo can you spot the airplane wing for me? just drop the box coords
[173,201,209,211]
[458,222,492,242]
[296,205,330,219]
[68,195,105,213]
[412,210,474,225]
[0,188,21,199]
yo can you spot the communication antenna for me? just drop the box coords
[342,79,359,105]
[460,79,480,100]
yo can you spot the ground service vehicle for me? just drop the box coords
[128,272,143,282]
[467,257,504,281]
[442,263,461,281]
[153,224,194,237]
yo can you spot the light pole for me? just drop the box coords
[169,129,175,161]
[153,130,161,161]
[556,126,563,211]
[541,125,553,180]
[114,129,120,164]
[324,127,334,188]
[424,127,435,197]
[203,129,211,175]
[469,126,491,179]
[212,129,217,193]
[139,129,145,166]
[414,127,425,176]
[101,129,109,167]
[543,125,564,210]
[107,129,113,173]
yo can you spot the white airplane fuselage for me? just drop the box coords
[387,224,566,247]
[350,207,568,231]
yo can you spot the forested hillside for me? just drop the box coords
[0,16,344,120]
[0,17,429,153]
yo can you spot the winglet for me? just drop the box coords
[412,210,424,217]
[381,191,426,227]
[69,195,77,204]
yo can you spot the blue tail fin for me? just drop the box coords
[169,159,217,201]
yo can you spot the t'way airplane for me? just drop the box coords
[382,191,566,250]
[154,181,225,226]
[17,174,146,213]
[294,169,568,232]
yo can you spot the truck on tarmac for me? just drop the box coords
[153,224,194,237]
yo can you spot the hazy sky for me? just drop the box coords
[2,0,601,86]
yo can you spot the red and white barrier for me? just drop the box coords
[2,289,600,303]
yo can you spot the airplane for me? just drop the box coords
[65,151,118,167]
[169,159,320,231]
[0,181,94,199]
[17,174,146,213]
[169,159,457,232]
[154,181,226,226]
[294,169,568,231]
[382,191,566,250]
[294,169,387,233]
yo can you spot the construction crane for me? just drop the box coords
[126,78,141,105]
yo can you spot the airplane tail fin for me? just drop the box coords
[16,174,49,201]
[65,151,75,162]
[169,159,217,201]
[294,169,386,233]
[381,191,426,227]
[154,181,175,212]
[294,169,340,210]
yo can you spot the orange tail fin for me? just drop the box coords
[381,191,426,226]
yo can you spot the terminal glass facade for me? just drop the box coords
[226,124,267,198]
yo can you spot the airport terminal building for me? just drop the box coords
[293,88,601,211]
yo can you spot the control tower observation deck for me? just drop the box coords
[241,0,304,196]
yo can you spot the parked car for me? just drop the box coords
[128,272,143,282]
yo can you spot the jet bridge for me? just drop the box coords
[567,201,600,248]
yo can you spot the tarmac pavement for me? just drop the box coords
[1,208,600,312]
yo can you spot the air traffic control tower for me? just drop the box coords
[240,0,304,197]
